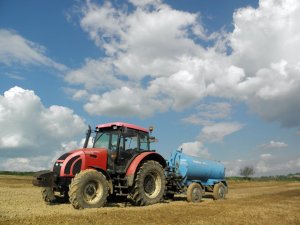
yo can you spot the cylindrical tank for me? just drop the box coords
[168,150,225,182]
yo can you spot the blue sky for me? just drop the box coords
[0,0,300,176]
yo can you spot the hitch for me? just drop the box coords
[32,170,57,188]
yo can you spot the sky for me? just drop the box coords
[0,0,300,176]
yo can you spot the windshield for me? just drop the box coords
[93,132,110,149]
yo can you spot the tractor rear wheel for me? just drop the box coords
[68,169,108,209]
[187,183,202,203]
[131,160,166,206]
[213,182,226,200]
[41,187,68,204]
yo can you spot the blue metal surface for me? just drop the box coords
[168,150,226,185]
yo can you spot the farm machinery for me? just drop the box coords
[33,122,228,209]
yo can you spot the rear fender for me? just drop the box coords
[125,152,166,187]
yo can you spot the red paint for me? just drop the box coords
[83,148,107,171]
[96,122,149,133]
[126,152,158,176]
[59,148,107,177]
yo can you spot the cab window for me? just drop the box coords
[139,133,149,151]
[93,132,110,149]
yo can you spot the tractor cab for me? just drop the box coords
[87,122,153,174]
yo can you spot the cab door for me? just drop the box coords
[107,132,119,173]
[93,130,119,173]
[116,129,139,173]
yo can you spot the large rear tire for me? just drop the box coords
[68,169,108,209]
[131,160,166,206]
[213,182,226,200]
[187,183,202,203]
[41,187,68,204]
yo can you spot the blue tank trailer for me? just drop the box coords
[164,149,228,202]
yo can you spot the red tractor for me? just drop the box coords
[33,122,166,209]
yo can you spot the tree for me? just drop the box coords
[240,166,255,179]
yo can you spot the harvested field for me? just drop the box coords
[0,175,299,225]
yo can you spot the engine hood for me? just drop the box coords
[53,148,108,177]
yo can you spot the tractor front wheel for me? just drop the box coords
[68,169,108,209]
[131,160,166,206]
[41,187,68,204]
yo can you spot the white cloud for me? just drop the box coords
[179,101,241,158]
[178,120,243,158]
[67,0,300,128]
[260,140,288,149]
[218,0,300,127]
[200,122,244,143]
[72,90,89,101]
[3,72,25,80]
[128,0,161,7]
[182,102,232,125]
[66,0,210,118]
[0,86,86,171]
[255,155,300,175]
[230,0,300,75]
[260,153,272,159]
[0,29,67,71]
[84,86,170,118]
[1,157,50,172]
[224,155,300,176]
[223,159,247,177]
[150,68,205,110]
[179,141,210,158]
[65,58,122,89]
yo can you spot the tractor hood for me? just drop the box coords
[53,148,108,177]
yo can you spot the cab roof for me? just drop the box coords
[96,122,149,133]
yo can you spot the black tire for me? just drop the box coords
[41,187,69,205]
[164,193,175,200]
[213,182,226,200]
[131,160,166,206]
[68,169,108,209]
[186,183,202,203]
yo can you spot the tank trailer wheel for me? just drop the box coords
[41,187,69,205]
[68,169,108,209]
[131,160,166,206]
[187,183,202,203]
[213,182,226,200]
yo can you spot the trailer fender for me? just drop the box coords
[126,152,166,187]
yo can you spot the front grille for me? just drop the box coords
[53,162,62,175]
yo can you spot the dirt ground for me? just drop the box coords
[0,175,299,225]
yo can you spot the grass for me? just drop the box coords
[0,171,35,176]
[0,176,299,225]
[226,176,300,182]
